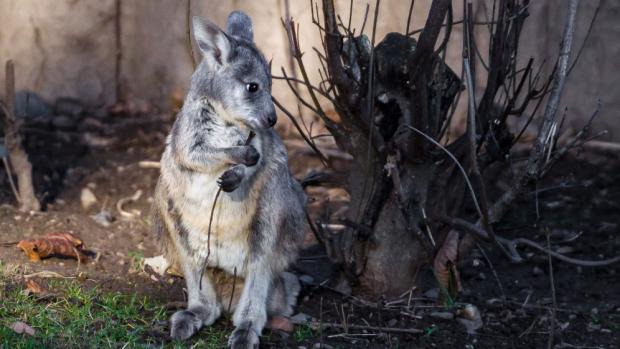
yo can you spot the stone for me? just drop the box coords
[80,188,97,210]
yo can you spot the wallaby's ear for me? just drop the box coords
[226,11,253,42]
[192,16,232,66]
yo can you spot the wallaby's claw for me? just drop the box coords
[228,322,259,349]
[218,166,245,192]
[170,310,202,340]
[243,145,260,166]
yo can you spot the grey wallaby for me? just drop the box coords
[152,11,307,348]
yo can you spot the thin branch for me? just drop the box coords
[405,0,415,35]
[404,126,482,220]
[186,0,197,69]
[445,217,620,267]
[272,96,329,165]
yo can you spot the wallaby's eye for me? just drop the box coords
[246,83,259,93]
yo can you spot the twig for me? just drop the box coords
[546,229,557,349]
[186,0,197,69]
[445,216,620,267]
[116,189,143,219]
[404,126,482,220]
[272,96,329,164]
[2,156,21,204]
[292,319,423,335]
[114,0,123,103]
[199,131,255,289]
[477,244,505,300]
[1,60,40,211]
[464,56,512,260]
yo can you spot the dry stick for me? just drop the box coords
[272,96,329,164]
[546,230,557,349]
[186,0,197,69]
[405,126,482,220]
[464,56,512,261]
[1,60,40,212]
[199,131,256,289]
[292,319,423,335]
[446,216,620,267]
[477,243,506,300]
[114,0,123,103]
[2,156,21,204]
[227,266,237,313]
[405,0,415,34]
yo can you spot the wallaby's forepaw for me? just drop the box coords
[228,322,259,349]
[170,310,202,340]
[218,165,245,192]
[243,145,260,167]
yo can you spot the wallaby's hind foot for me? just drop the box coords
[228,321,259,349]
[170,304,221,340]
[170,309,202,340]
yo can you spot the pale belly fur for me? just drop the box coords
[178,170,259,276]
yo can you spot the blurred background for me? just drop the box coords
[0,0,615,139]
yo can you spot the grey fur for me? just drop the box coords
[153,11,306,348]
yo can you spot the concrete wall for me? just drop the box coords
[0,0,617,139]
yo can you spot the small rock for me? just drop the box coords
[477,272,487,280]
[15,91,52,118]
[299,274,314,285]
[532,266,544,276]
[9,321,36,336]
[54,97,84,117]
[424,288,439,299]
[387,318,398,327]
[431,311,454,320]
[313,343,333,349]
[80,188,97,210]
[51,115,74,129]
[457,304,483,334]
[91,210,113,227]
[291,313,311,324]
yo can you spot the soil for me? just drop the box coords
[1,113,619,348]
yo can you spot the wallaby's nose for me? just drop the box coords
[267,112,277,127]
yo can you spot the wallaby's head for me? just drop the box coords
[188,11,276,130]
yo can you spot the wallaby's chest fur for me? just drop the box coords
[156,108,272,275]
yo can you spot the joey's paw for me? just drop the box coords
[170,310,202,340]
[228,323,259,349]
[218,166,244,192]
[243,145,260,167]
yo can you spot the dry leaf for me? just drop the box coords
[267,316,294,333]
[9,321,36,336]
[25,279,44,294]
[433,230,462,302]
[457,304,483,334]
[16,231,88,262]
[144,255,170,276]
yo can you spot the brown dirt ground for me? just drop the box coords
[1,114,619,348]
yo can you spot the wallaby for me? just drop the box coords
[152,11,307,348]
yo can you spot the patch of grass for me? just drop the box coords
[293,324,314,343]
[0,261,172,348]
[0,261,233,348]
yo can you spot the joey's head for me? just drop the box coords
[188,11,276,130]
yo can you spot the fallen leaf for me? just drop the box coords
[457,304,483,334]
[433,230,462,303]
[25,279,44,294]
[16,231,88,262]
[9,321,36,336]
[144,255,170,276]
[268,316,294,333]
